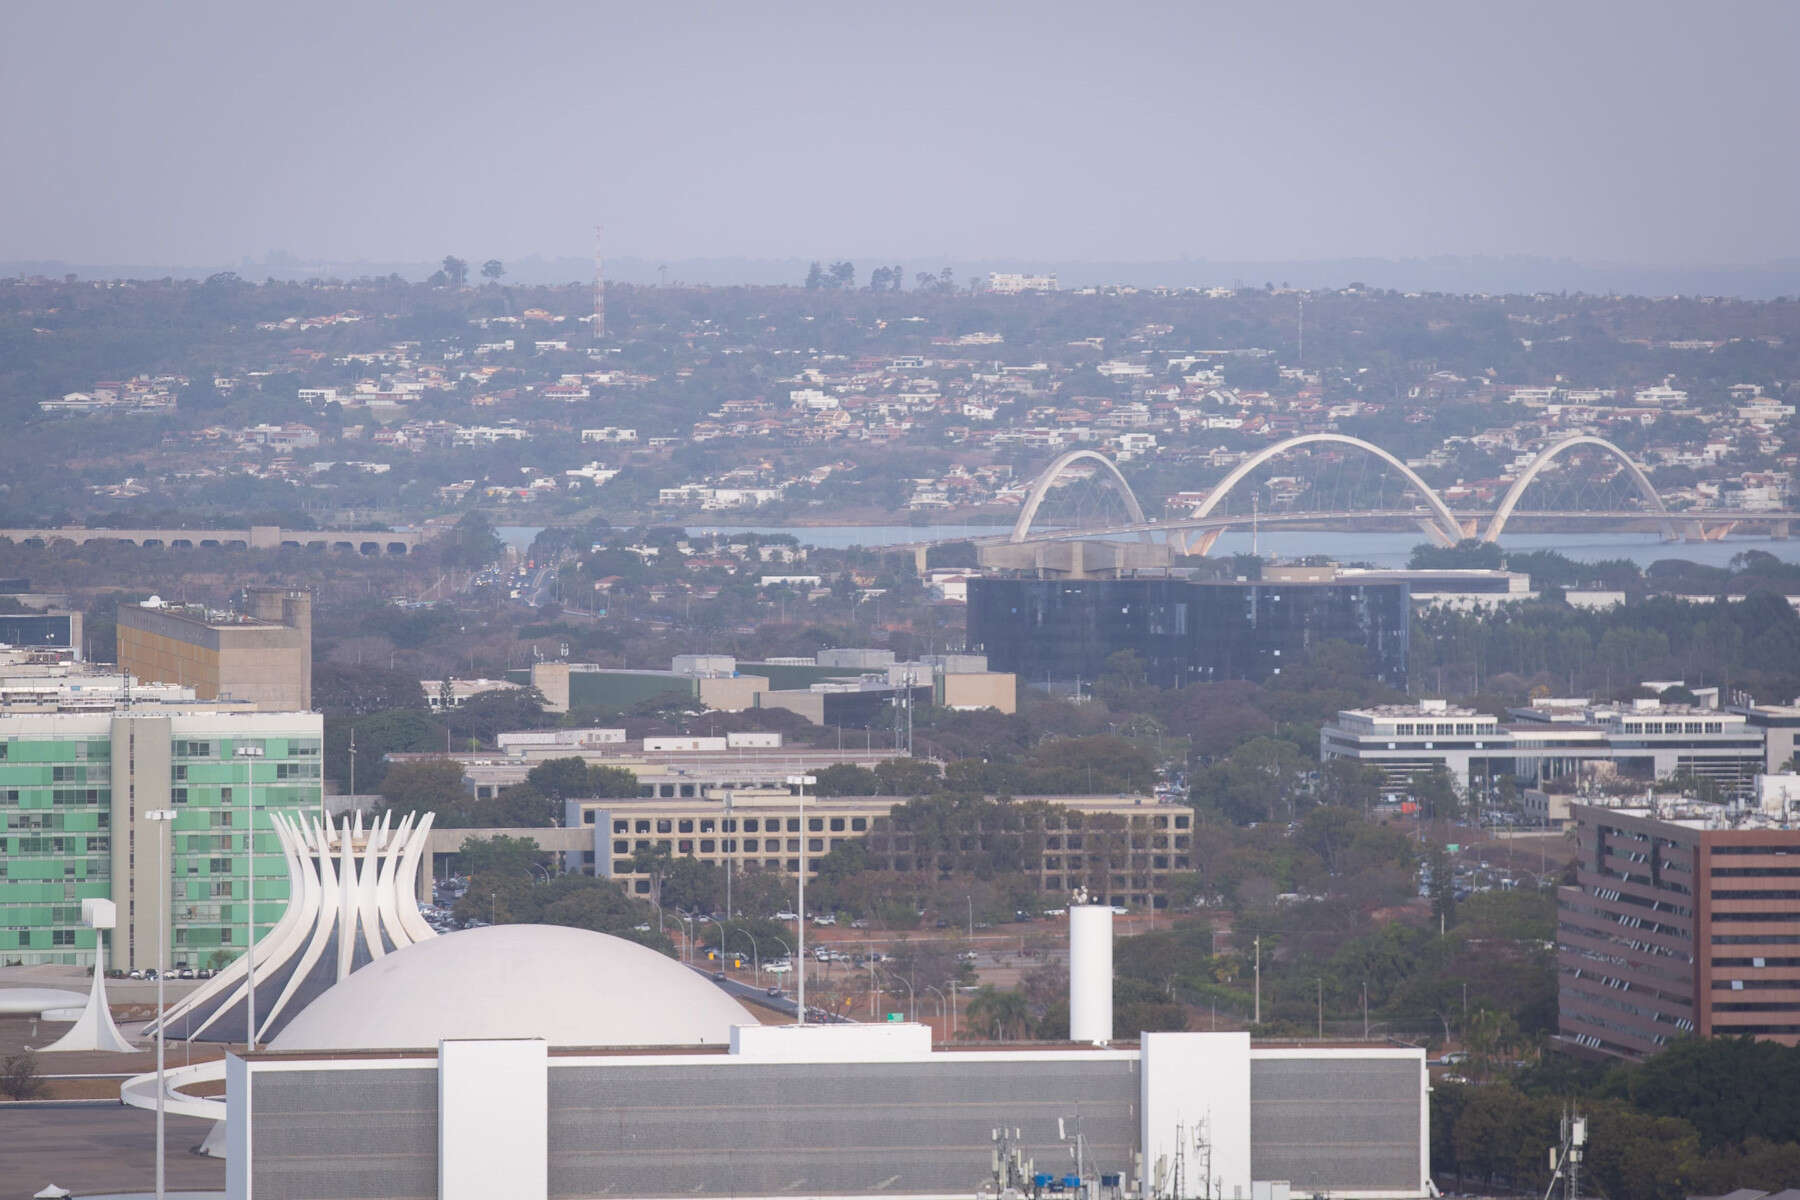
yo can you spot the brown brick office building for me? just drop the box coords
[1559,802,1800,1060]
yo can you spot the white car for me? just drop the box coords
[812,914,837,926]
[765,960,793,974]
[775,910,800,921]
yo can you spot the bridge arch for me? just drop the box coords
[1009,449,1149,543]
[1184,433,1465,552]
[1483,435,1675,542]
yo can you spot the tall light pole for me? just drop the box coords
[786,774,815,1025]
[723,789,735,920]
[146,808,178,1200]
[234,744,264,1051]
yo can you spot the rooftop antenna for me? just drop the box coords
[1544,1108,1587,1200]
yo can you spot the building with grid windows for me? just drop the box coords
[968,576,1410,689]
[572,793,1192,909]
[1321,697,1764,800]
[1559,801,1800,1060]
[0,707,323,971]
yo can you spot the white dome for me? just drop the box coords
[271,925,755,1052]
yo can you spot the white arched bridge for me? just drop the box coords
[903,434,1799,570]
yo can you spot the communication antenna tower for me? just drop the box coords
[1543,1108,1587,1200]
[593,224,606,338]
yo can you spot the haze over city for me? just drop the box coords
[5,0,1799,289]
[9,4,1800,1199]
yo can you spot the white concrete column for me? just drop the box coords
[1069,904,1113,1044]
[1140,1032,1251,1200]
[438,1039,547,1200]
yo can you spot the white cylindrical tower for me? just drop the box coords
[1068,904,1113,1045]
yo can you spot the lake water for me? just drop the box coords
[498,524,1800,569]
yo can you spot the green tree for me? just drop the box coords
[814,763,881,796]
[873,757,941,795]
[631,842,674,908]
[966,985,1030,1040]
[660,855,723,913]
[526,756,596,801]
[454,834,544,878]
[486,782,556,827]
[380,759,469,816]
[0,1049,45,1100]
[441,255,469,287]
[480,259,505,281]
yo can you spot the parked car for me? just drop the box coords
[775,910,800,921]
[765,985,783,997]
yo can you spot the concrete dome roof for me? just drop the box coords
[271,924,754,1052]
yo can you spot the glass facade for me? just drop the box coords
[0,718,321,967]
[167,734,322,967]
[0,735,112,960]
[967,577,1410,688]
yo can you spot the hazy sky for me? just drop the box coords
[4,0,1797,268]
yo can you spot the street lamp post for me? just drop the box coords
[881,969,915,1023]
[786,774,815,1025]
[234,745,264,1051]
[923,984,953,1037]
[732,928,760,981]
[146,808,178,1200]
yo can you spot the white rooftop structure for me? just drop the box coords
[271,924,755,1051]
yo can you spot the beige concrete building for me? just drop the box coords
[394,740,904,802]
[572,792,1191,908]
[117,587,312,712]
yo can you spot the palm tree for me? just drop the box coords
[966,985,1030,1040]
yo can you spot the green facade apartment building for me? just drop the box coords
[0,708,324,971]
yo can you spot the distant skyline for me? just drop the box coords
[4,1,1797,274]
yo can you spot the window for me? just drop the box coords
[743,819,760,833]
[830,818,845,832]
[613,840,628,854]
[700,839,715,853]
[786,819,800,832]
[52,929,75,946]
[656,820,672,834]
[808,818,823,832]
[613,820,628,833]
[744,839,759,852]
[678,819,694,833]
[851,818,867,831]
[635,820,650,834]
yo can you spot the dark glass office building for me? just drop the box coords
[967,577,1409,688]
[0,612,76,652]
